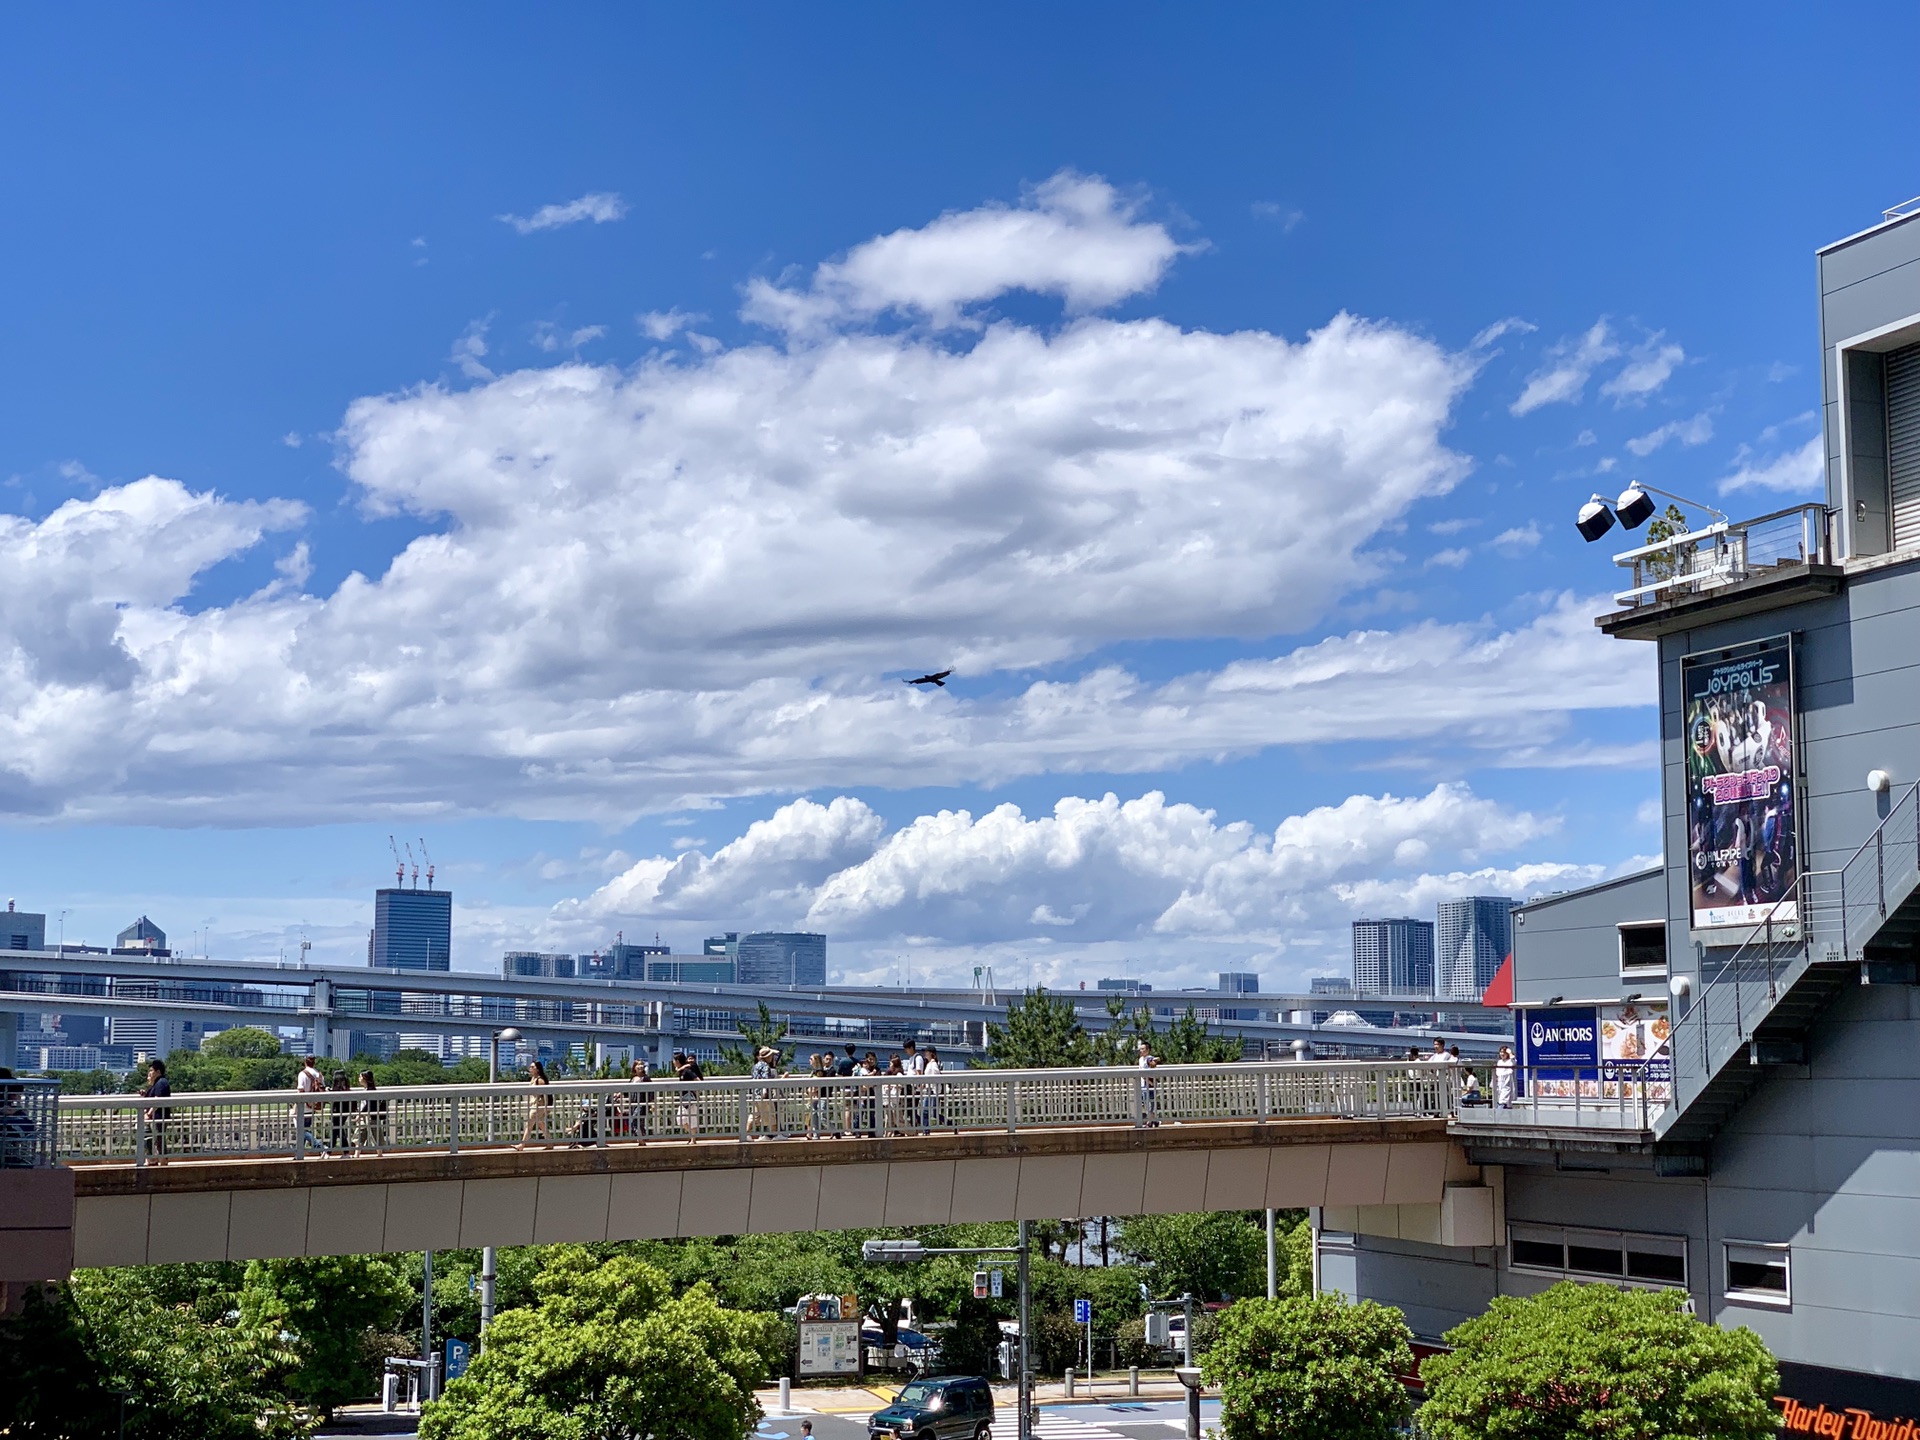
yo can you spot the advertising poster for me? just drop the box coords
[1683,636,1798,930]
[797,1320,862,1377]
[1518,1003,1670,1099]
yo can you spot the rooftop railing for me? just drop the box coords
[1611,503,1833,611]
[53,1059,1456,1167]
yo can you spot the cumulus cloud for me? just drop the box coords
[0,180,1649,825]
[741,170,1191,332]
[531,322,607,353]
[1427,547,1472,569]
[1719,433,1824,495]
[498,192,628,235]
[558,782,1605,984]
[1511,321,1621,414]
[1488,522,1541,553]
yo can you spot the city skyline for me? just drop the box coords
[6,9,1916,990]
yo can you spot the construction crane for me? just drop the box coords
[388,836,405,888]
[417,838,434,891]
[404,842,420,890]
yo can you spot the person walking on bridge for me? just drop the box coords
[141,1059,172,1165]
[517,1059,553,1148]
[295,1056,331,1157]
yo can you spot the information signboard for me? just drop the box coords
[797,1319,862,1377]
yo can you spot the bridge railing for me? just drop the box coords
[53,1060,1456,1166]
[3,1075,60,1168]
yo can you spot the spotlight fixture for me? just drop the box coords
[1614,483,1657,530]
[1576,494,1616,543]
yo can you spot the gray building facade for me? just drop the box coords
[370,887,452,971]
[734,931,827,987]
[1322,205,1920,1420]
[1352,917,1434,994]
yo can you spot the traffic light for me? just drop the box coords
[973,1269,989,1299]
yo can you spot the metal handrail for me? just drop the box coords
[1611,503,1832,610]
[1451,1061,1669,1133]
[53,1059,1458,1167]
[1,1075,61,1169]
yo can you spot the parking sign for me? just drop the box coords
[1074,1298,1091,1324]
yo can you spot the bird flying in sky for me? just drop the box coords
[904,670,953,688]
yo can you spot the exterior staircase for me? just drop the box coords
[1658,778,1920,1145]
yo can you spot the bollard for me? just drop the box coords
[778,1377,791,1415]
[1129,1365,1139,1397]
[1065,1366,1075,1399]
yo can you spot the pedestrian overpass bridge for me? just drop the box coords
[2,1061,1504,1281]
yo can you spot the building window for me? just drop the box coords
[1723,1242,1790,1306]
[1619,922,1667,979]
[1509,1224,1688,1289]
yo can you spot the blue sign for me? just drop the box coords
[1518,1006,1598,1069]
[445,1337,471,1382]
[1074,1298,1092,1324]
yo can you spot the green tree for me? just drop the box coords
[1119,1211,1278,1301]
[240,1255,415,1416]
[1417,1282,1779,1440]
[1155,1006,1245,1064]
[201,1025,286,1059]
[719,1001,791,1073]
[420,1247,785,1440]
[0,1267,313,1440]
[365,1049,490,1087]
[1203,1294,1414,1440]
[987,987,1093,1068]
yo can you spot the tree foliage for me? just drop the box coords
[1119,1211,1295,1302]
[1416,1282,1780,1440]
[1202,1294,1415,1440]
[987,987,1093,1067]
[0,1267,311,1440]
[240,1255,415,1415]
[718,1002,791,1074]
[201,1025,286,1059]
[420,1248,785,1440]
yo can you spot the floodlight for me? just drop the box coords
[1614,484,1657,530]
[1576,495,1616,543]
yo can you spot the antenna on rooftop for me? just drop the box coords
[388,835,404,887]
[418,838,434,891]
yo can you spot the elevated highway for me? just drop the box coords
[0,951,1504,1063]
[1,1060,1503,1279]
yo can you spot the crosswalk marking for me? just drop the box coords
[1031,1419,1132,1440]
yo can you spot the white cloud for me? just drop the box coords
[1511,321,1621,415]
[742,170,1192,333]
[1427,547,1472,569]
[1471,317,1536,349]
[282,432,303,449]
[450,318,493,380]
[531,322,608,353]
[0,180,1656,825]
[498,192,628,235]
[1427,517,1477,536]
[1600,334,1685,405]
[638,308,705,341]
[1719,433,1824,495]
[1488,522,1541,553]
[558,782,1605,985]
[1625,410,1714,457]
[1575,429,1597,447]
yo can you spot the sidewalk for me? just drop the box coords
[756,1373,1198,1415]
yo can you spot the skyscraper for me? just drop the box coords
[370,888,452,970]
[1351,918,1435,994]
[1435,896,1514,1002]
[115,916,167,951]
[502,951,574,978]
[734,932,828,986]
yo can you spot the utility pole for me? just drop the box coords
[423,1250,435,1400]
[1265,1208,1277,1299]
[1017,1220,1032,1440]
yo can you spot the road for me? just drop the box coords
[756,1399,1223,1440]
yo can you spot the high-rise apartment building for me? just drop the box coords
[1435,895,1514,1002]
[734,932,828,986]
[370,888,452,971]
[503,951,574,978]
[1351,917,1434,994]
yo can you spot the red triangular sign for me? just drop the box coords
[1480,953,1514,1009]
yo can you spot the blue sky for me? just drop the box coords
[2,6,1912,987]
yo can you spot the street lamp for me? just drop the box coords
[489,1027,522,1083]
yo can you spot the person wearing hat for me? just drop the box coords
[747,1044,782,1139]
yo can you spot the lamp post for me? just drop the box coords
[1575,481,1728,544]
[481,1026,521,1340]
[863,1232,1032,1440]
